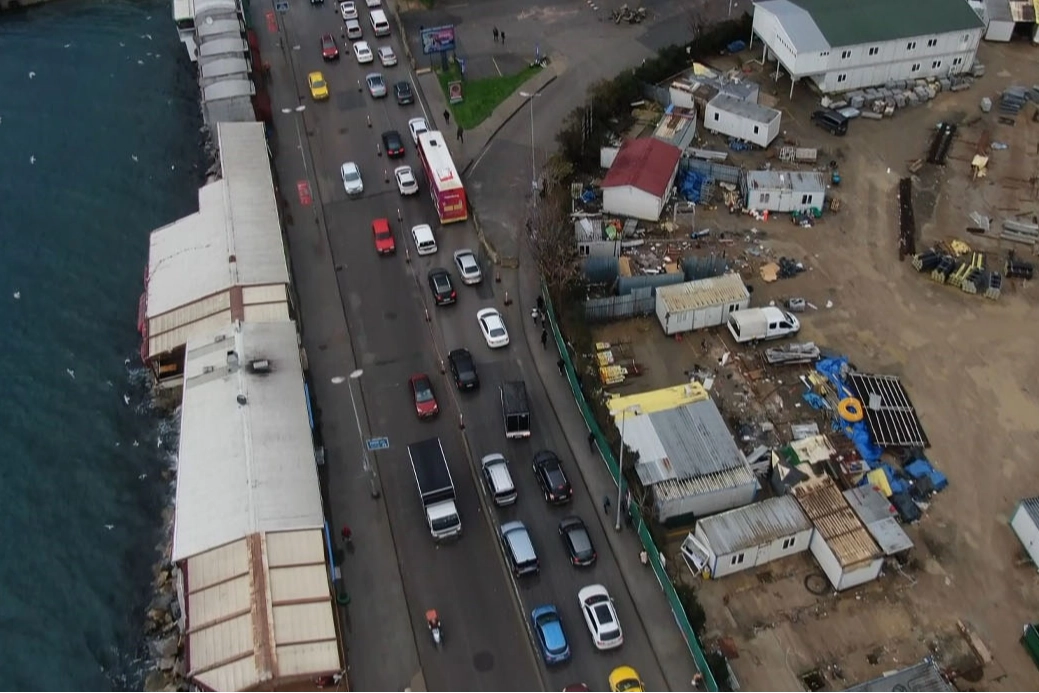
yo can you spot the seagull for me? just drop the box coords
[66,368,75,379]
[64,43,71,48]
[119,42,125,47]
[137,59,144,66]
[138,473,148,480]
[131,154,138,162]
[123,357,131,366]
[28,71,35,79]
[144,33,153,40]
[123,394,131,406]
[29,155,35,165]
[104,524,114,530]
[133,440,140,447]
[12,291,19,299]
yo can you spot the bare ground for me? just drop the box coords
[592,40,1039,691]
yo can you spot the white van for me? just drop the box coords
[369,9,390,36]
[412,224,437,255]
[726,306,800,344]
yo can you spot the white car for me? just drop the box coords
[377,45,397,66]
[365,72,386,98]
[453,249,482,285]
[365,0,380,6]
[577,584,623,650]
[394,165,419,195]
[353,40,373,63]
[344,18,362,40]
[341,161,363,195]
[477,308,509,348]
[338,0,357,20]
[408,116,429,145]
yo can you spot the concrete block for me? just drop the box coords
[894,94,907,108]
[939,78,951,91]
[850,95,865,109]
[860,110,884,120]
[907,92,920,105]
[830,100,848,109]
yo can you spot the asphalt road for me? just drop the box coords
[277,2,668,690]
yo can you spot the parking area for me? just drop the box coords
[581,39,1039,691]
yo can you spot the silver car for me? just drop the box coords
[453,249,482,285]
[377,45,397,66]
[341,161,363,195]
[365,72,386,98]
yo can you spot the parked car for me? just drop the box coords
[307,71,329,100]
[559,516,596,567]
[532,450,572,504]
[531,605,571,665]
[340,161,363,195]
[453,249,482,285]
[394,80,414,104]
[448,348,478,390]
[366,72,386,98]
[352,40,373,63]
[609,667,644,692]
[408,373,439,418]
[578,584,623,650]
[394,165,418,195]
[381,129,404,157]
[338,0,357,19]
[320,33,339,60]
[477,308,509,348]
[371,217,395,255]
[411,223,436,255]
[408,116,429,144]
[427,268,456,306]
[377,45,397,66]
[365,0,380,7]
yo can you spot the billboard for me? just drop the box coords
[420,25,456,54]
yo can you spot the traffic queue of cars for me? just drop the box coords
[302,3,645,689]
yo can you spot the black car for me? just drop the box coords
[532,450,572,504]
[381,130,405,158]
[427,267,456,306]
[558,516,596,567]
[394,80,414,105]
[448,348,479,390]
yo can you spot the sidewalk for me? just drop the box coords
[413,39,703,693]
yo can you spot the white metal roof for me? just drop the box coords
[184,529,341,691]
[657,273,749,314]
[200,56,250,80]
[173,0,194,21]
[172,321,323,563]
[193,0,238,16]
[707,94,781,124]
[698,495,812,556]
[203,78,255,101]
[198,36,248,57]
[746,169,827,192]
[755,0,830,52]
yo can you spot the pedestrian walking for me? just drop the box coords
[500,30,505,43]
[456,125,464,142]
[341,525,352,546]
[531,307,539,325]
[536,295,545,313]
[443,109,450,124]
[602,494,611,515]
[588,430,596,452]
[492,26,499,42]
[540,328,548,349]
[557,358,565,376]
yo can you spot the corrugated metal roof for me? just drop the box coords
[746,170,827,192]
[626,398,748,484]
[652,108,698,150]
[845,487,913,555]
[1021,497,1039,525]
[698,495,812,555]
[755,0,830,52]
[844,658,952,692]
[601,138,682,197]
[193,0,237,15]
[782,0,984,48]
[657,273,749,314]
[654,464,758,500]
[795,478,881,567]
[707,94,781,124]
[195,17,244,39]
[197,36,248,57]
[200,56,250,80]
[184,530,341,691]
[985,0,1014,21]
[146,123,289,338]
[203,78,254,101]
[172,321,323,563]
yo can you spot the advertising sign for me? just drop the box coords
[420,25,456,54]
[448,80,463,104]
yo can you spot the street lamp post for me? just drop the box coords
[615,405,639,531]
[281,105,308,177]
[344,369,380,498]
[518,91,541,205]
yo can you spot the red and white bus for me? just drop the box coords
[417,130,468,224]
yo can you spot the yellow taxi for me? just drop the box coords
[308,71,329,101]
[609,666,645,692]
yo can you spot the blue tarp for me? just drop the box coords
[905,458,949,493]
[678,169,709,203]
[816,357,883,463]
[727,39,747,53]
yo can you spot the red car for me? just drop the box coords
[372,218,395,255]
[321,34,339,61]
[409,374,439,418]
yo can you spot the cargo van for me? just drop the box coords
[726,306,800,344]
[369,9,390,36]
[811,109,848,136]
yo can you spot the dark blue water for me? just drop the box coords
[0,2,202,689]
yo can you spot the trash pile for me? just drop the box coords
[759,257,805,282]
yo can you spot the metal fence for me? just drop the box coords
[617,272,686,296]
[584,287,656,323]
[682,254,729,281]
[543,279,719,692]
[582,256,620,285]
[641,81,672,107]
[680,158,743,186]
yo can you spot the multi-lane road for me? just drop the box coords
[271,2,669,689]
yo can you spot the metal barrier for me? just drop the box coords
[542,278,719,692]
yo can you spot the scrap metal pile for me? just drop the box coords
[912,242,1034,301]
[608,3,647,23]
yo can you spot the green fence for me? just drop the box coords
[542,279,718,692]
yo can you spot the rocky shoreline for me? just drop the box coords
[142,477,188,692]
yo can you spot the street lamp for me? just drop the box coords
[518,91,542,204]
[615,405,640,531]
[280,105,309,177]
[339,368,380,498]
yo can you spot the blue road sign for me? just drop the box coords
[275,1,289,12]
[366,436,390,451]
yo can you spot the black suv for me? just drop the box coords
[428,268,456,306]
[394,80,414,105]
[532,450,572,504]
[448,348,479,390]
[558,516,596,567]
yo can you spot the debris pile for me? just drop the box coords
[829,72,978,120]
[911,244,1034,301]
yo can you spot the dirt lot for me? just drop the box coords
[590,41,1039,691]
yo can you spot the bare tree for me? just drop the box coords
[526,182,583,298]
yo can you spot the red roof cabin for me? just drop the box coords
[601,138,683,221]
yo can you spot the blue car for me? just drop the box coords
[531,605,570,665]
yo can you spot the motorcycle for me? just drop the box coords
[426,609,443,647]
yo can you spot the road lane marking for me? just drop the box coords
[297,180,313,205]
[492,57,502,77]
[265,10,278,33]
